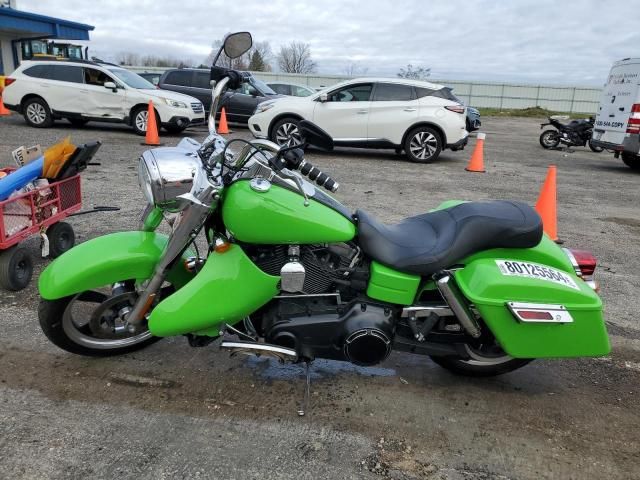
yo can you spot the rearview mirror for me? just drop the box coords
[224,32,252,59]
[318,93,328,102]
[299,120,334,151]
[103,81,117,92]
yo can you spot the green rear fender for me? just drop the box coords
[39,231,194,300]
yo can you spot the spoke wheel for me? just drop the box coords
[404,127,442,163]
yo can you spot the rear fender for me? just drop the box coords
[454,235,610,358]
[39,231,194,300]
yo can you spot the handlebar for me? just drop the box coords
[281,149,339,193]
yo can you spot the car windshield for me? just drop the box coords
[107,68,155,89]
[251,78,277,95]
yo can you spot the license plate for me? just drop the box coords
[495,260,580,290]
[594,131,603,140]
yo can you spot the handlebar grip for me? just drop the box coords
[299,160,339,192]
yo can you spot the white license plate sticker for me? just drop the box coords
[495,260,580,290]
[594,130,603,140]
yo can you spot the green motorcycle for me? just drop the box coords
[38,33,609,414]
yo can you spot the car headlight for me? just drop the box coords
[164,98,188,108]
[138,149,203,212]
[255,101,275,114]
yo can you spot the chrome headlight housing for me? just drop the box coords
[254,100,276,114]
[164,98,188,108]
[138,148,203,212]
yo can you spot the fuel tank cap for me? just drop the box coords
[250,177,271,192]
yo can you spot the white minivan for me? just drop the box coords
[2,60,205,135]
[592,58,640,170]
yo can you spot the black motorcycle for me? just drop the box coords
[539,116,603,152]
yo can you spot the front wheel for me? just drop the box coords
[430,343,532,377]
[270,117,304,147]
[539,130,560,149]
[588,139,604,153]
[39,286,160,356]
[404,126,442,163]
[132,106,160,136]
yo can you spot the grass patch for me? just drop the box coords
[477,106,592,119]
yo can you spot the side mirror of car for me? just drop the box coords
[103,81,117,93]
[318,93,328,103]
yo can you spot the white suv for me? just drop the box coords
[2,60,205,135]
[248,78,468,163]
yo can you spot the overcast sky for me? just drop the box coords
[18,0,640,86]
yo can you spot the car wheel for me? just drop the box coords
[23,98,53,128]
[466,118,472,132]
[271,118,304,147]
[68,118,89,127]
[404,127,442,163]
[622,152,640,170]
[539,130,560,149]
[132,106,160,136]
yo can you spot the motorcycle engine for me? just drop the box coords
[248,243,358,294]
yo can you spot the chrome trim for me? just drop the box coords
[208,76,230,135]
[220,341,298,363]
[506,302,574,323]
[401,305,453,318]
[280,261,306,293]
[562,248,582,277]
[435,273,481,338]
[250,177,271,192]
[274,292,340,300]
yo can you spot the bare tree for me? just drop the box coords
[277,41,317,74]
[116,51,141,66]
[343,62,368,77]
[397,64,431,80]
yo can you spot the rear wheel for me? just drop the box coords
[539,130,560,149]
[404,126,442,163]
[23,97,53,128]
[430,342,532,377]
[38,285,161,356]
[588,139,604,153]
[622,152,640,170]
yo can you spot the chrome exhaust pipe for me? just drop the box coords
[435,273,481,338]
[220,341,298,363]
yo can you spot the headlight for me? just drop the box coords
[255,101,275,114]
[137,148,203,212]
[164,98,188,108]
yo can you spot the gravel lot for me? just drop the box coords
[0,114,639,480]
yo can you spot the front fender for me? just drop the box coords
[39,231,194,300]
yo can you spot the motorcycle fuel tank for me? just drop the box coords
[222,180,356,244]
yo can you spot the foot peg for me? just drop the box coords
[220,341,298,363]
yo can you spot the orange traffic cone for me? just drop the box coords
[535,165,560,242]
[143,100,161,146]
[218,107,230,134]
[465,132,485,172]
[0,96,10,116]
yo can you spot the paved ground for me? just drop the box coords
[0,114,638,480]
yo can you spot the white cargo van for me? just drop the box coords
[592,58,640,170]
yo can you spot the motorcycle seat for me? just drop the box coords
[356,201,543,276]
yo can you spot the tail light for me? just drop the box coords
[3,77,15,87]
[445,105,465,114]
[563,248,598,290]
[626,103,640,135]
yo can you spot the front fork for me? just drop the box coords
[126,198,214,330]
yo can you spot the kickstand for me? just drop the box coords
[297,360,312,416]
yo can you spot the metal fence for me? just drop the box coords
[129,66,602,113]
